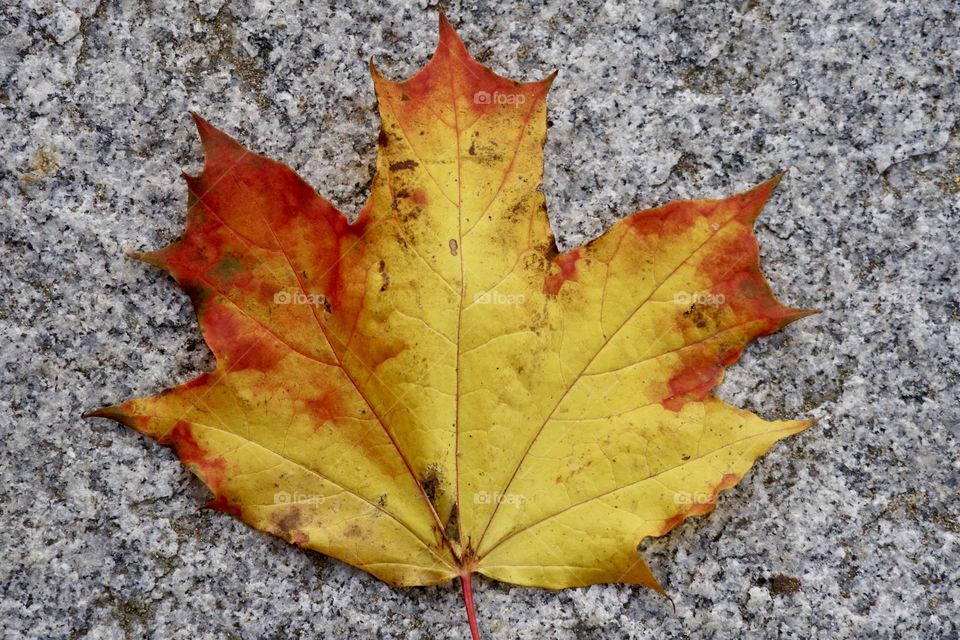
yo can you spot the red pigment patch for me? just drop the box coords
[732,178,779,223]
[626,200,704,239]
[660,200,708,237]
[163,224,230,283]
[206,494,242,518]
[350,203,373,237]
[717,472,741,491]
[661,363,717,411]
[402,14,470,100]
[161,421,227,492]
[661,347,742,412]
[269,180,345,245]
[543,248,581,295]
[291,531,309,545]
[412,189,428,206]
[304,387,347,426]
[201,302,284,372]
[321,237,371,316]
[625,210,663,237]
[659,500,717,536]
[179,372,213,393]
[192,113,246,168]
[690,224,796,326]
[710,270,789,327]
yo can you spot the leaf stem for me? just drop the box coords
[460,570,481,640]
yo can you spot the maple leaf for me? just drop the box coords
[86,10,814,638]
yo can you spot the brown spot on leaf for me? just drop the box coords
[444,503,460,543]
[449,239,458,256]
[378,259,390,291]
[682,302,722,330]
[419,464,444,511]
[275,507,305,537]
[389,159,418,171]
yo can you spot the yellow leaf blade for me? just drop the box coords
[88,10,815,607]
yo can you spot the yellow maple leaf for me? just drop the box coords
[87,10,813,638]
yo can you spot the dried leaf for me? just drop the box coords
[87,11,813,638]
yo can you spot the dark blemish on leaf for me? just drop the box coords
[274,507,304,539]
[419,464,444,510]
[468,140,476,156]
[449,239,458,256]
[543,240,560,261]
[682,302,722,330]
[378,128,389,147]
[377,494,388,508]
[321,295,332,314]
[505,198,526,224]
[209,256,245,282]
[277,509,301,532]
[390,159,418,171]
[444,503,460,544]
[344,524,363,538]
[379,260,390,292]
[400,93,411,102]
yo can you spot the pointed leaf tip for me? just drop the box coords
[126,248,169,270]
[436,5,469,58]
[187,112,245,161]
[82,405,123,422]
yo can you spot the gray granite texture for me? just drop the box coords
[1,0,958,638]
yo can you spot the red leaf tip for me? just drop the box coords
[436,6,470,61]
[187,112,246,162]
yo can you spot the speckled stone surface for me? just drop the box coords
[2,1,958,638]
